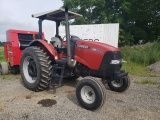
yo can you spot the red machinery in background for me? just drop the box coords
[1,29,45,74]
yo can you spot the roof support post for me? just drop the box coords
[38,16,46,39]
[56,21,60,36]
[38,18,43,39]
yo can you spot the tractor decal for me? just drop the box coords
[76,44,104,53]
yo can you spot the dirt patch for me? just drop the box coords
[0,101,6,111]
[22,113,29,119]
[37,99,57,107]
[25,95,32,99]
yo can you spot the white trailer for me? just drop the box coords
[44,23,119,48]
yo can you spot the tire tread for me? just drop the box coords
[20,46,53,91]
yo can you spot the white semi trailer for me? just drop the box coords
[44,23,119,48]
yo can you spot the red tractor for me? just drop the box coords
[0,30,45,75]
[19,7,130,110]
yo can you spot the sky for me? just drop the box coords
[0,0,63,42]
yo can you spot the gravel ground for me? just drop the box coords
[0,75,160,120]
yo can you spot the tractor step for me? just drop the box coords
[56,58,67,65]
[50,64,65,86]
[54,66,64,69]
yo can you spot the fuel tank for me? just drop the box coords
[74,40,122,71]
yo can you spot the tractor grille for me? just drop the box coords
[99,51,122,72]
[18,33,39,50]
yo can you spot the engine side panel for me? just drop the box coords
[74,40,119,70]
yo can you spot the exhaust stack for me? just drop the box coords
[65,7,76,68]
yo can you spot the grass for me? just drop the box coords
[122,61,151,76]
[120,42,160,66]
[0,47,5,62]
[0,74,20,80]
[134,79,157,84]
[121,42,160,76]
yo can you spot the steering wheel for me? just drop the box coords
[62,35,72,42]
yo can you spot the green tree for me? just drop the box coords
[62,0,160,45]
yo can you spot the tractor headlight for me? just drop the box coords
[110,59,122,64]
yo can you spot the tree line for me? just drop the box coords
[62,0,160,45]
[0,41,5,46]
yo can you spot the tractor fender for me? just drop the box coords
[29,40,58,61]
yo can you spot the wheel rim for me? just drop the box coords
[23,56,37,83]
[111,78,123,88]
[81,86,96,104]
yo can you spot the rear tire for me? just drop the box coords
[20,47,52,91]
[0,62,9,75]
[76,77,106,110]
[108,76,130,92]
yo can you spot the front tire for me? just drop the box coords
[76,77,106,110]
[0,62,9,75]
[108,76,130,92]
[20,47,52,91]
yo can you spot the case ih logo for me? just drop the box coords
[77,44,89,49]
[77,44,104,53]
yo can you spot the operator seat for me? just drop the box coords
[51,37,62,48]
[51,37,67,54]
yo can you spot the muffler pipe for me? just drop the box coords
[65,7,76,68]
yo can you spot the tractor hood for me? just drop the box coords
[74,40,120,70]
[76,40,119,53]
